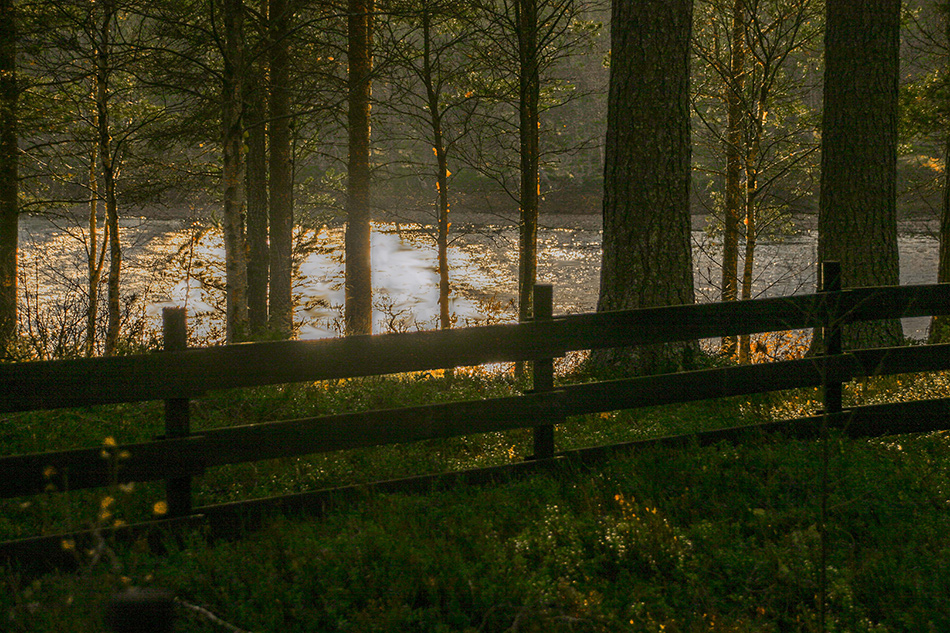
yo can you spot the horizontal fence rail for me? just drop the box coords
[3,283,949,413]
[2,264,949,572]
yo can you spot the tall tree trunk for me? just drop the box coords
[222,0,249,343]
[517,0,540,326]
[596,0,696,374]
[720,0,745,356]
[421,9,451,332]
[0,0,17,355]
[98,0,121,357]
[737,124,760,363]
[268,0,294,337]
[245,73,269,335]
[345,0,374,336]
[818,0,902,349]
[85,141,108,357]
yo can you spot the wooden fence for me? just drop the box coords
[2,262,950,572]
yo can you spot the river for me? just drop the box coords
[16,212,941,345]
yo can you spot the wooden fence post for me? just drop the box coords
[820,261,843,420]
[163,307,191,517]
[531,284,556,459]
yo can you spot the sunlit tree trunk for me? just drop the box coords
[596,0,696,374]
[0,0,17,354]
[345,0,374,336]
[97,0,121,356]
[268,0,294,337]
[420,9,452,332]
[517,0,540,327]
[223,0,249,343]
[721,0,745,357]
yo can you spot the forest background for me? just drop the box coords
[0,0,947,361]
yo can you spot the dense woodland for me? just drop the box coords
[0,0,947,365]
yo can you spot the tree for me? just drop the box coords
[471,0,598,326]
[245,0,269,335]
[268,0,294,336]
[345,0,375,336]
[818,0,902,349]
[936,2,950,341]
[0,0,16,355]
[693,0,822,361]
[377,0,481,331]
[596,0,696,374]
[222,0,250,342]
[903,1,950,342]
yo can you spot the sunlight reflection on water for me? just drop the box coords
[17,214,941,345]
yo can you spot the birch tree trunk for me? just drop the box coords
[222,0,249,343]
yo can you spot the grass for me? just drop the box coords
[1,359,949,631]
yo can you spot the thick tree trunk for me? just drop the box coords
[0,0,17,355]
[268,0,294,337]
[720,0,745,356]
[345,0,374,336]
[596,0,696,374]
[222,0,249,343]
[517,0,540,326]
[818,0,902,349]
[245,74,269,335]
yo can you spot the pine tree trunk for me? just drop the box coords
[345,0,374,336]
[222,0,249,343]
[818,0,902,350]
[0,0,17,354]
[596,0,696,374]
[268,0,294,337]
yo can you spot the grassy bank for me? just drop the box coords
[1,367,949,632]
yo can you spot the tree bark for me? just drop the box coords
[222,0,249,343]
[97,0,121,357]
[85,140,108,357]
[596,0,696,374]
[818,0,902,349]
[0,0,16,355]
[245,69,269,336]
[345,0,374,336]
[517,0,540,326]
[268,0,294,337]
[720,0,745,357]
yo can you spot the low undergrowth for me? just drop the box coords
[1,364,949,631]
